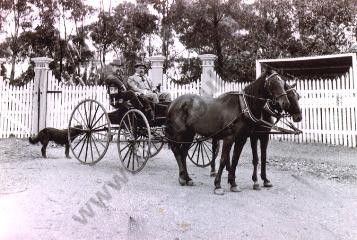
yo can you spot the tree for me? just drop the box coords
[139,0,178,71]
[1,0,34,83]
[172,0,237,78]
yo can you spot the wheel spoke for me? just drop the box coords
[73,134,87,151]
[202,142,211,165]
[202,141,213,154]
[90,135,101,157]
[92,133,106,148]
[119,141,130,153]
[90,104,100,127]
[89,134,94,163]
[78,135,88,159]
[91,113,105,129]
[122,143,132,164]
[88,101,93,127]
[92,123,109,131]
[123,121,134,139]
[196,142,201,165]
[127,145,133,169]
[189,142,199,160]
[84,134,90,163]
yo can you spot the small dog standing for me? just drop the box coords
[29,126,83,158]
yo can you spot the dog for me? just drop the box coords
[29,126,83,158]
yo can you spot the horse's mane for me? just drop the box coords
[243,71,268,95]
[216,71,269,106]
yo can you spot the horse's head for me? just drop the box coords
[285,82,302,122]
[264,71,290,111]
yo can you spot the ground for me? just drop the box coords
[1,138,357,240]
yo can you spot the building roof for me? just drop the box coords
[258,53,356,78]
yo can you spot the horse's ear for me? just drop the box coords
[290,82,297,88]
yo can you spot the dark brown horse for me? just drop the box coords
[209,82,302,191]
[165,70,291,193]
[249,82,302,190]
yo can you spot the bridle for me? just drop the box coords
[264,72,288,104]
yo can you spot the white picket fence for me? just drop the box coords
[272,72,357,147]
[46,74,113,129]
[162,72,247,98]
[1,68,357,147]
[0,80,34,138]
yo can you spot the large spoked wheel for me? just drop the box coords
[148,127,165,158]
[117,109,151,173]
[188,137,220,167]
[68,99,111,165]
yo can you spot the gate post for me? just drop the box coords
[31,57,53,134]
[149,55,165,89]
[199,54,217,97]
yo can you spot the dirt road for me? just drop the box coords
[1,138,357,240]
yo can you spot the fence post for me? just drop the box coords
[199,54,216,97]
[31,57,53,134]
[149,55,165,88]
[0,58,5,82]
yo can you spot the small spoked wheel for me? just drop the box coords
[117,109,151,173]
[148,127,165,158]
[68,99,111,164]
[188,137,220,167]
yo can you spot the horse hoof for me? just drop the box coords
[253,182,261,190]
[264,181,273,188]
[178,177,186,186]
[210,171,217,177]
[214,188,225,195]
[186,180,195,186]
[230,186,242,192]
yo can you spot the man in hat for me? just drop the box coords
[127,62,171,103]
[104,59,154,120]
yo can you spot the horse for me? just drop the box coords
[165,70,291,193]
[209,82,302,190]
[249,82,302,190]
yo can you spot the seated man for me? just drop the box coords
[127,62,171,103]
[104,59,154,120]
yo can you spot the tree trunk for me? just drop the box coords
[9,54,16,83]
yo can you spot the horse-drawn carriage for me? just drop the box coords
[67,84,218,173]
[67,69,302,194]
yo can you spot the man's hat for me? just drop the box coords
[134,62,147,68]
[110,59,123,67]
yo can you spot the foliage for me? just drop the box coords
[166,57,202,84]
[0,0,356,85]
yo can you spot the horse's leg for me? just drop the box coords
[260,134,273,188]
[214,138,234,195]
[181,140,195,186]
[250,135,260,190]
[228,137,248,192]
[171,141,186,186]
[210,138,218,177]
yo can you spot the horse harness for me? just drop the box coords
[164,74,301,145]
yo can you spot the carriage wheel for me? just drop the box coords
[148,128,165,158]
[68,99,111,165]
[117,109,151,173]
[188,137,220,167]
